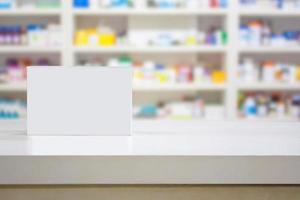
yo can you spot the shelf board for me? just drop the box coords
[0,9,61,16]
[0,46,62,53]
[237,83,300,91]
[73,8,227,16]
[0,83,27,92]
[239,9,300,17]
[239,46,300,53]
[238,116,299,122]
[0,82,225,92]
[3,82,298,92]
[133,83,226,91]
[73,46,227,54]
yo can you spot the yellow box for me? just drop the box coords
[74,30,89,46]
[185,36,197,45]
[134,70,144,80]
[212,71,226,84]
[99,33,116,46]
[296,67,300,81]
[155,72,168,83]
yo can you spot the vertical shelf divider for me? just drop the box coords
[226,0,239,119]
[62,0,74,67]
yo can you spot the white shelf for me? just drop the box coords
[239,9,300,17]
[0,83,27,92]
[73,8,227,16]
[237,83,300,91]
[238,116,299,122]
[0,82,225,92]
[4,82,299,93]
[239,46,300,53]
[0,46,62,53]
[133,83,226,91]
[0,9,61,16]
[73,46,227,54]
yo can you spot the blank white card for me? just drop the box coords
[27,67,132,136]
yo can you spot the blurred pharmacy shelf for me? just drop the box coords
[1,0,300,121]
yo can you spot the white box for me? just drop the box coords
[128,16,197,46]
[27,66,132,136]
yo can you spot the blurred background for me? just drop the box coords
[0,0,300,126]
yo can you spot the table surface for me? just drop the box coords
[0,120,299,156]
[0,120,300,184]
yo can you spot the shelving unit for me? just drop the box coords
[0,82,225,92]
[237,83,300,91]
[238,47,300,53]
[0,82,27,92]
[1,0,300,121]
[239,9,300,17]
[72,8,227,16]
[0,46,62,53]
[133,83,226,92]
[0,9,61,16]
[73,46,227,53]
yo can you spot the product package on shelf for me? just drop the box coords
[238,58,300,83]
[75,24,125,47]
[78,55,226,85]
[134,96,224,120]
[73,0,228,9]
[0,0,14,9]
[75,23,227,47]
[0,0,61,10]
[240,20,300,47]
[240,0,300,10]
[146,0,228,9]
[0,98,26,119]
[129,27,227,47]
[239,92,300,120]
[0,23,62,47]
[133,61,226,85]
[0,57,53,83]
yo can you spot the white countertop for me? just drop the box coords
[0,120,300,184]
[1,132,300,156]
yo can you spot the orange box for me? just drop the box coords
[212,71,226,83]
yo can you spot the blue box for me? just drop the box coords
[73,0,89,8]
